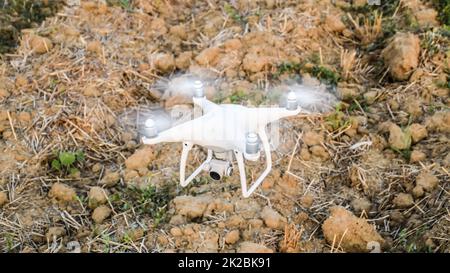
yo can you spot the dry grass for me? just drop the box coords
[347,11,383,45]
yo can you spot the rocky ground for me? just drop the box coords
[0,0,449,253]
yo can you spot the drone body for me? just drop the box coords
[141,80,307,197]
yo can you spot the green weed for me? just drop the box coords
[51,150,85,176]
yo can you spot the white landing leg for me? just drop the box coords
[234,128,272,198]
[179,142,213,187]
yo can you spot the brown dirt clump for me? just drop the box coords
[125,146,155,170]
[28,35,54,54]
[382,33,420,81]
[238,242,273,253]
[88,187,108,209]
[92,205,112,224]
[48,183,76,203]
[0,191,8,207]
[322,206,384,253]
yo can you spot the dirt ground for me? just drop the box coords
[0,0,449,253]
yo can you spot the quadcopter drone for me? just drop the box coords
[135,77,336,198]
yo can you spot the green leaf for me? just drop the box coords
[75,150,85,162]
[70,167,79,175]
[59,152,76,167]
[51,159,61,171]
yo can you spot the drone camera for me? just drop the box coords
[207,159,232,181]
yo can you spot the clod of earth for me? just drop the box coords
[88,186,108,209]
[29,35,54,54]
[382,32,420,81]
[425,112,450,133]
[322,206,384,253]
[409,123,428,143]
[46,226,66,242]
[393,193,414,208]
[173,195,213,220]
[0,191,8,207]
[388,123,411,150]
[416,171,438,192]
[351,197,372,213]
[100,171,120,187]
[48,183,76,202]
[261,206,287,230]
[92,205,112,224]
[410,150,426,163]
[237,242,273,253]
[303,131,324,146]
[324,14,346,33]
[224,230,240,244]
[125,146,155,170]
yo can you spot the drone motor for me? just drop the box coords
[286,91,299,111]
[244,132,261,161]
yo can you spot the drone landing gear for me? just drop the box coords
[178,128,272,198]
[234,128,272,198]
[179,142,213,187]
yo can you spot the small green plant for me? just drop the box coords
[51,150,85,176]
[229,90,248,103]
[224,3,246,24]
[107,0,133,11]
[325,103,350,131]
[310,65,340,85]
[4,233,14,252]
[114,184,174,227]
[273,62,303,78]
[433,0,450,25]
[348,97,369,113]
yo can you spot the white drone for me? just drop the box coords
[133,76,336,198]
